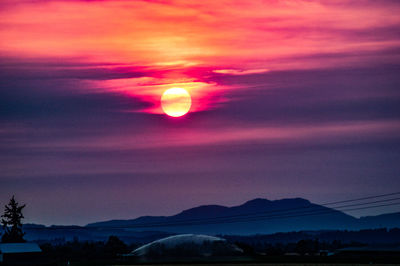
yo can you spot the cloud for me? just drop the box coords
[0,58,158,121]
[1,0,400,70]
[1,0,400,225]
[213,69,270,75]
[0,57,158,80]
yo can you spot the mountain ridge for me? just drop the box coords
[22,197,399,242]
[86,197,326,229]
[85,197,386,234]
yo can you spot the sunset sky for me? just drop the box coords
[1,0,400,226]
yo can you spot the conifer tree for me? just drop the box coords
[1,195,26,243]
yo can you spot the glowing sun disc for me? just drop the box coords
[161,88,192,117]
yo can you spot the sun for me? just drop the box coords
[161,88,192,117]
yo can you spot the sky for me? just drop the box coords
[1,0,400,226]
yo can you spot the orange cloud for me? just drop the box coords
[1,0,400,114]
[2,0,399,68]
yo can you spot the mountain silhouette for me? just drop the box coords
[86,198,368,234]
[359,212,400,228]
[23,197,399,242]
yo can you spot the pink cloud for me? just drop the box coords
[213,69,270,75]
[1,0,399,114]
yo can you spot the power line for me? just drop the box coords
[26,192,400,229]
[321,191,400,205]
[87,192,400,228]
[142,196,400,227]
[27,192,400,230]
[101,201,400,229]
[126,197,400,228]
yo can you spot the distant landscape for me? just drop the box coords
[1,195,399,265]
[23,197,400,243]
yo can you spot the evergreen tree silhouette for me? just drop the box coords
[1,195,26,243]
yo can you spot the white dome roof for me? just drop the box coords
[130,234,241,257]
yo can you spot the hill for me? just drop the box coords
[359,212,400,228]
[23,197,400,242]
[87,198,360,234]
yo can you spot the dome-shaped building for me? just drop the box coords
[127,234,242,262]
